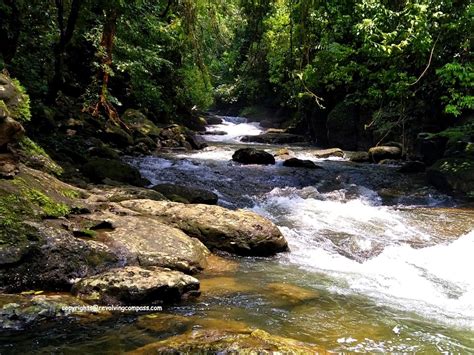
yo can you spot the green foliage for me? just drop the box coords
[437,62,474,117]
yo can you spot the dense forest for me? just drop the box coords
[1,1,474,353]
[1,0,472,141]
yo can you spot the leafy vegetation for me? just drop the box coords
[0,0,472,145]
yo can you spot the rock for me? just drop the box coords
[259,119,275,128]
[0,116,25,148]
[151,183,218,205]
[72,266,200,305]
[200,276,252,297]
[0,73,30,123]
[399,161,426,173]
[121,109,162,139]
[378,159,402,166]
[92,185,168,203]
[128,329,323,354]
[327,101,358,150]
[204,254,239,274]
[120,200,289,256]
[266,282,320,306]
[0,153,19,178]
[368,146,402,163]
[416,133,448,165]
[87,214,209,273]
[81,158,148,186]
[282,158,321,169]
[88,144,120,160]
[202,130,227,136]
[240,132,306,144]
[232,148,275,165]
[313,148,344,159]
[102,122,134,148]
[0,293,110,331]
[204,114,223,125]
[0,223,118,292]
[427,157,474,196]
[185,134,208,150]
[347,151,370,162]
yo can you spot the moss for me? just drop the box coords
[25,188,70,218]
[427,123,474,145]
[19,137,64,176]
[60,189,81,199]
[10,78,31,123]
[0,99,10,116]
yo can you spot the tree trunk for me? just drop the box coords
[0,0,22,66]
[90,8,121,124]
[47,0,82,103]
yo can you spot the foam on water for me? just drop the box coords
[252,186,474,328]
[204,116,263,143]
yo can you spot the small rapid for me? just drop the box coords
[127,115,474,352]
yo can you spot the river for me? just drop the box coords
[4,116,474,353]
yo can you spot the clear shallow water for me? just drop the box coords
[2,116,473,353]
[127,117,474,352]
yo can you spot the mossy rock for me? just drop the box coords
[18,137,64,176]
[121,109,162,138]
[129,328,324,354]
[427,157,474,197]
[0,74,31,123]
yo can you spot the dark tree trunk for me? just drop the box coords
[47,0,82,103]
[0,0,22,66]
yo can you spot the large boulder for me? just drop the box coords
[347,151,370,162]
[427,157,474,196]
[120,200,289,256]
[282,158,321,169]
[101,121,134,148]
[232,148,275,165]
[72,266,200,305]
[0,223,118,292]
[241,132,306,144]
[81,158,148,186]
[151,183,218,205]
[80,214,209,274]
[368,146,402,163]
[91,185,167,203]
[121,109,162,139]
[129,329,323,354]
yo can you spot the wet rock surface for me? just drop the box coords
[152,183,218,204]
[72,266,200,305]
[120,200,289,256]
[232,148,275,165]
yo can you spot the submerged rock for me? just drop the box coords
[368,146,402,163]
[120,200,289,256]
[72,266,200,305]
[129,328,324,354]
[152,183,218,205]
[0,293,110,331]
[282,158,321,169]
[232,148,275,165]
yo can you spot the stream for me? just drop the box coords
[3,116,474,353]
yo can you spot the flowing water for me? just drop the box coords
[2,117,474,353]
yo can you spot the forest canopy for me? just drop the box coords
[0,0,472,144]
